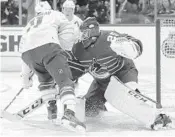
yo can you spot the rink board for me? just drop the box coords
[0,26,155,72]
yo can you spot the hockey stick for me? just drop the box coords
[3,88,24,111]
[2,73,34,112]
[17,97,44,118]
[0,96,45,121]
[113,76,157,104]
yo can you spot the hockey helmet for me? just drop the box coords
[62,0,75,9]
[62,0,75,17]
[80,17,100,48]
[35,1,52,14]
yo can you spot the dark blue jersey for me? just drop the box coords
[71,30,125,75]
[68,30,141,80]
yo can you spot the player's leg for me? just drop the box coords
[42,43,86,130]
[21,47,58,120]
[105,58,172,129]
[66,54,88,122]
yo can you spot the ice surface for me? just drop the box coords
[0,72,175,137]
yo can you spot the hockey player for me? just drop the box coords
[19,0,86,132]
[67,17,172,130]
[62,0,83,44]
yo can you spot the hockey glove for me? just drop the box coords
[88,58,110,79]
[21,70,33,89]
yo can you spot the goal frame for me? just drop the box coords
[156,17,175,109]
[156,19,162,109]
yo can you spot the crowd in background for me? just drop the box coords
[1,0,27,25]
[1,0,175,26]
[157,0,175,14]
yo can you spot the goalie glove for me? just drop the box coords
[110,34,143,59]
[88,58,110,79]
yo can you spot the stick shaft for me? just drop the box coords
[3,88,24,111]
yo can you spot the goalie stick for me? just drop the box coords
[113,76,158,105]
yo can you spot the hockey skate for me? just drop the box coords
[47,100,57,120]
[151,114,172,130]
[61,109,86,133]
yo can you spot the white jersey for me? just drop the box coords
[70,15,83,27]
[19,10,74,53]
[70,15,83,44]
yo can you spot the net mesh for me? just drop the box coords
[160,19,175,110]
[161,19,175,58]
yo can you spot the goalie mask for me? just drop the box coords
[80,17,100,48]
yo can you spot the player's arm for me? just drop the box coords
[109,32,143,59]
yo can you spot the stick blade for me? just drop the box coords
[0,110,22,122]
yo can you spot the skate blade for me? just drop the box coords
[61,119,86,133]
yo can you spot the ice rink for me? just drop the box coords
[1,24,175,137]
[0,71,175,137]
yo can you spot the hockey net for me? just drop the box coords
[156,18,175,111]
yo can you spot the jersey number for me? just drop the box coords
[107,35,118,43]
[27,16,43,32]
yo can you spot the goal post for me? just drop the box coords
[156,19,162,108]
[156,17,175,110]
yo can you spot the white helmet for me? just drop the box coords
[62,0,75,9]
[35,1,51,14]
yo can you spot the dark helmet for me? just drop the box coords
[80,17,100,48]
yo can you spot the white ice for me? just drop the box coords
[0,72,175,137]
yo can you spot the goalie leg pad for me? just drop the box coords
[104,76,157,126]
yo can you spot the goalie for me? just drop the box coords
[67,17,172,130]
